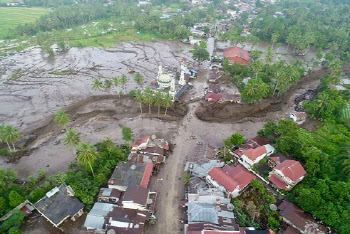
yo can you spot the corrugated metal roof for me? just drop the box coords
[188,203,218,224]
[84,203,116,230]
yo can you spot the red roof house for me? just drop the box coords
[206,164,256,198]
[205,93,222,102]
[223,47,250,65]
[131,136,150,153]
[269,160,306,190]
[279,201,327,234]
[235,144,275,168]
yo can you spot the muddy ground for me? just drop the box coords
[195,66,330,122]
[0,37,333,234]
[0,40,192,131]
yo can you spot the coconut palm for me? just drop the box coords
[134,72,144,87]
[63,128,80,154]
[54,109,70,129]
[104,79,113,92]
[134,89,144,114]
[113,76,121,96]
[92,78,103,91]
[120,74,127,93]
[265,46,273,65]
[154,90,164,116]
[251,60,264,79]
[144,87,154,114]
[0,124,20,152]
[271,33,279,48]
[163,93,173,116]
[76,142,97,177]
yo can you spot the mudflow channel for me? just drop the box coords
[0,39,330,234]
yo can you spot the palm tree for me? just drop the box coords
[134,89,144,114]
[271,33,279,48]
[92,78,103,91]
[163,93,173,116]
[63,128,80,154]
[76,142,97,177]
[286,33,294,53]
[104,79,113,92]
[154,90,164,116]
[144,87,154,114]
[54,109,70,129]
[251,60,264,79]
[120,74,127,93]
[0,124,20,152]
[265,46,273,65]
[134,72,144,87]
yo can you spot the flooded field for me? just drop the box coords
[0,40,192,131]
[0,38,330,233]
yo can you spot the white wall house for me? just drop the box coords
[239,144,275,168]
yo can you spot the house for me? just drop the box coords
[269,160,306,190]
[208,70,222,83]
[97,188,123,204]
[34,184,84,227]
[208,84,221,93]
[84,203,149,233]
[108,162,153,191]
[185,160,224,178]
[268,152,289,168]
[278,201,327,234]
[289,112,308,125]
[129,153,166,165]
[187,143,218,164]
[206,164,256,198]
[188,187,231,205]
[131,135,169,154]
[235,144,275,168]
[131,136,150,153]
[223,47,250,65]
[187,202,237,229]
[238,136,270,150]
[221,94,241,103]
[120,186,151,211]
[205,93,222,102]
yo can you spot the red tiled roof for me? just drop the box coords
[269,174,288,189]
[133,136,150,147]
[275,160,306,182]
[140,163,153,188]
[205,93,222,102]
[223,47,250,61]
[242,145,267,160]
[208,165,255,192]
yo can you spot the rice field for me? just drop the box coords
[0,7,50,39]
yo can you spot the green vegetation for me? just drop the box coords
[53,109,70,128]
[0,124,20,153]
[133,88,174,116]
[223,133,245,149]
[0,7,50,39]
[251,0,350,58]
[49,70,77,76]
[232,180,280,230]
[223,55,304,103]
[122,126,133,144]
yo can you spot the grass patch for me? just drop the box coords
[8,68,23,81]
[68,29,157,47]
[50,70,77,76]
[0,7,51,39]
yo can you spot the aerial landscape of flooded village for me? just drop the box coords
[0,0,350,234]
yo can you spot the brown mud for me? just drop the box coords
[195,66,333,123]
